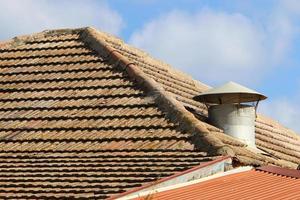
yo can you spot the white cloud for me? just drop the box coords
[129,5,300,132]
[260,80,300,133]
[267,0,299,65]
[0,0,124,40]
[260,95,300,133]
[259,0,300,133]
[129,8,296,85]
[280,0,300,14]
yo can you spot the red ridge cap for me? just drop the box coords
[256,165,300,178]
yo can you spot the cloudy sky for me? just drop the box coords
[0,0,299,132]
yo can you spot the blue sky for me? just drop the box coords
[0,0,299,132]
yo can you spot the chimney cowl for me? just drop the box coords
[193,81,267,149]
[193,81,267,105]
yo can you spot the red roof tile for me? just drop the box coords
[134,166,300,200]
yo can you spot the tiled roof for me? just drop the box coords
[0,29,217,199]
[133,166,300,200]
[0,27,299,198]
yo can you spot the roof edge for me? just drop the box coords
[81,27,234,156]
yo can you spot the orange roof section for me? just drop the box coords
[134,166,300,200]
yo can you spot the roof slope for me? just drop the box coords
[0,27,299,198]
[0,29,218,199]
[134,166,300,200]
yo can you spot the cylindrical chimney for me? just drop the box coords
[193,81,267,149]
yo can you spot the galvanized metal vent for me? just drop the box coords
[193,81,267,149]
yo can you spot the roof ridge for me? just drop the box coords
[81,27,234,156]
[83,27,210,92]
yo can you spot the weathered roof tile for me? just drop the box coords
[0,27,298,198]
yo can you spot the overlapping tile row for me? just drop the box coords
[0,32,214,198]
[255,115,300,167]
[0,151,213,199]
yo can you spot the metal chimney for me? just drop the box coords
[193,81,267,149]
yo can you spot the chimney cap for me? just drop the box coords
[193,81,267,104]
